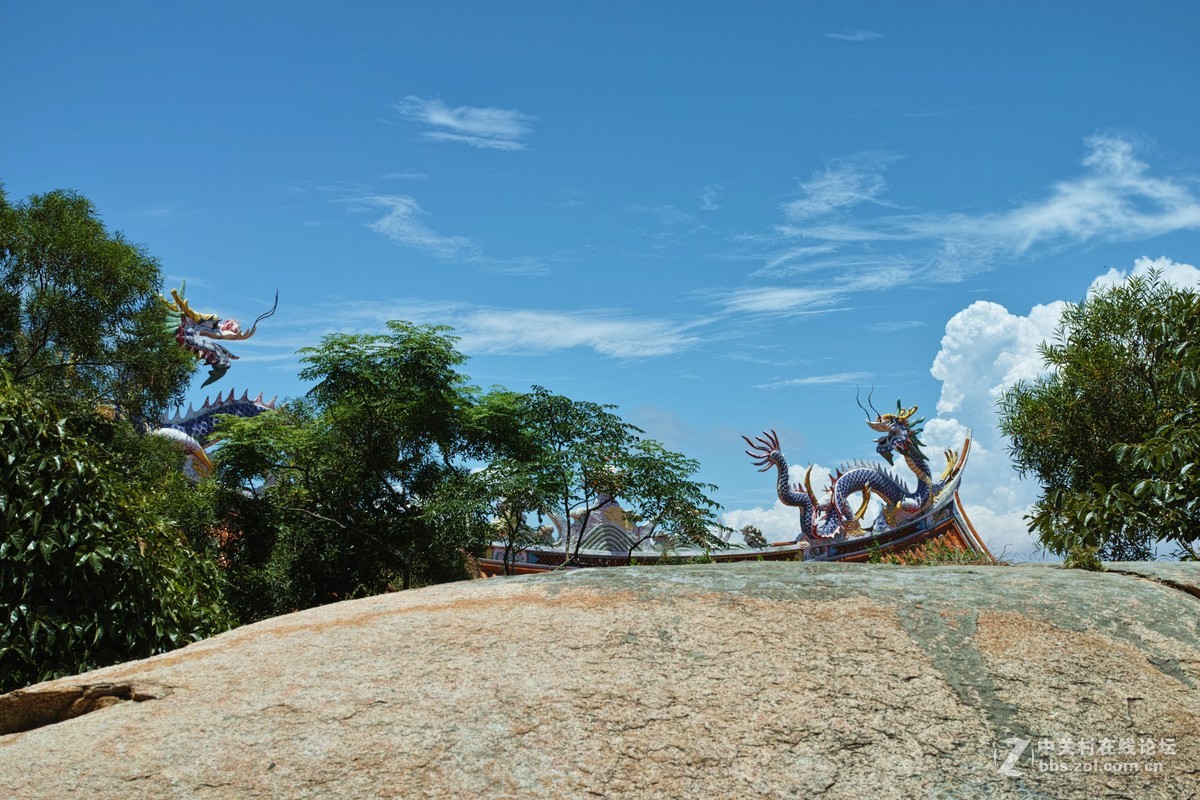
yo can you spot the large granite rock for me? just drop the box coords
[2,562,1199,798]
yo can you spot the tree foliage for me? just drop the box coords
[0,186,193,422]
[616,439,728,559]
[212,322,502,619]
[489,387,727,566]
[0,376,232,692]
[998,270,1200,559]
[513,386,641,564]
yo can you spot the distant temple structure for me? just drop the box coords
[478,398,991,575]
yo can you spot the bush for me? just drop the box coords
[0,381,232,691]
[1062,544,1104,571]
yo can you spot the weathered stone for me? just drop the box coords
[1,562,1198,798]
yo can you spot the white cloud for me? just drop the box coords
[353,194,480,260]
[763,134,1200,281]
[723,286,845,314]
[930,299,1065,416]
[825,29,884,42]
[1089,255,1200,293]
[723,263,913,315]
[457,309,700,358]
[978,134,1200,254]
[783,159,892,220]
[700,184,723,211]
[755,372,871,390]
[349,194,546,274]
[268,298,702,361]
[922,254,1198,560]
[394,96,536,150]
[925,298,1066,559]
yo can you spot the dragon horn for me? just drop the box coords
[804,466,818,506]
[170,289,202,323]
[898,405,918,422]
[867,387,881,418]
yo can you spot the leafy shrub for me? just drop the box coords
[0,382,232,692]
[1062,544,1105,571]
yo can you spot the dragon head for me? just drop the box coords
[865,400,926,466]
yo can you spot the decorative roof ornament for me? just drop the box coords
[163,286,278,387]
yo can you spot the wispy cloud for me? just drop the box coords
[722,264,911,315]
[974,134,1200,252]
[755,371,872,389]
[723,286,846,315]
[347,194,547,275]
[783,156,896,221]
[133,203,186,218]
[263,298,701,360]
[700,184,724,211]
[351,194,480,260]
[393,96,536,150]
[456,309,700,358]
[759,134,1200,281]
[825,29,884,42]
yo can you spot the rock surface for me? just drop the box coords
[2,562,1199,799]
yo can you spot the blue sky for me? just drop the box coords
[4,2,1199,558]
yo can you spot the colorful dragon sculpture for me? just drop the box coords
[163,286,278,387]
[150,389,277,481]
[742,397,960,543]
[147,286,281,480]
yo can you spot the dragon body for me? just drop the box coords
[743,400,960,543]
[151,388,277,481]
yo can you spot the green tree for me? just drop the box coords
[0,186,193,422]
[515,386,642,565]
[616,439,728,561]
[998,270,1200,560]
[0,375,232,692]
[213,322,499,618]
[503,387,727,566]
[467,457,555,575]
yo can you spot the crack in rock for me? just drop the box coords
[0,683,169,736]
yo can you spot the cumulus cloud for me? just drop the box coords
[1089,255,1200,293]
[930,299,1066,416]
[393,96,536,150]
[925,297,1067,559]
